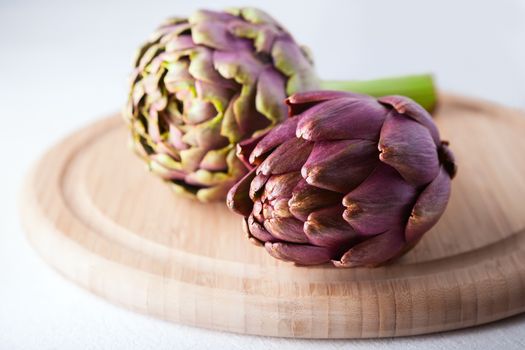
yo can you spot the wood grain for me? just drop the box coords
[20,94,525,338]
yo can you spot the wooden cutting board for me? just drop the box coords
[20,94,525,338]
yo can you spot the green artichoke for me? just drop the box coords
[124,8,319,202]
[227,91,456,267]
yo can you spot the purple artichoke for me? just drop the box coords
[227,91,456,267]
[124,8,318,202]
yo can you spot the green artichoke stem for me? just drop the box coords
[320,74,437,112]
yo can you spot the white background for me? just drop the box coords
[2,0,525,349]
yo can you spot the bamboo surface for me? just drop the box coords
[20,94,525,338]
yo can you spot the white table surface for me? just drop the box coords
[2,0,525,349]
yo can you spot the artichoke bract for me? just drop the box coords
[125,8,319,202]
[227,91,456,267]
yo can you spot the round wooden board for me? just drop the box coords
[21,94,525,338]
